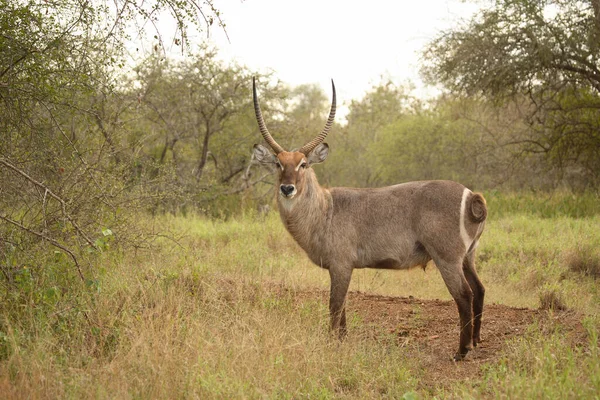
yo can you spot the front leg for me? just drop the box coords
[329,266,353,338]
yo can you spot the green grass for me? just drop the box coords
[469,317,600,398]
[484,190,600,218]
[0,192,599,398]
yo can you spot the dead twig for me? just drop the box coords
[0,214,86,282]
[0,158,98,250]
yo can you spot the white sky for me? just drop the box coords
[157,0,481,118]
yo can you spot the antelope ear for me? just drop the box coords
[307,143,329,165]
[253,144,277,164]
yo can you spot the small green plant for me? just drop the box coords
[94,228,114,251]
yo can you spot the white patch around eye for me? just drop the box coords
[276,161,283,170]
[295,159,307,171]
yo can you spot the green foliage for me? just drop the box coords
[94,229,114,251]
[323,80,413,187]
[423,0,600,187]
[423,0,600,97]
[0,0,227,285]
[283,83,331,149]
[317,80,592,191]
[485,190,600,218]
[372,112,475,185]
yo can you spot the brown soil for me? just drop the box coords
[287,289,588,391]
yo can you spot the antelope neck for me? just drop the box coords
[278,169,332,263]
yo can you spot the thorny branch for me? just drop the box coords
[0,214,85,282]
[0,158,98,249]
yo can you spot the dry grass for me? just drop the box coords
[0,211,599,398]
[0,213,420,398]
[563,245,600,279]
[538,285,568,311]
[0,270,419,398]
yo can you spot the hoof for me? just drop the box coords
[330,327,347,341]
[453,346,471,362]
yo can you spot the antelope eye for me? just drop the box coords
[300,162,307,169]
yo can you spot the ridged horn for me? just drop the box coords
[299,79,336,155]
[253,77,285,154]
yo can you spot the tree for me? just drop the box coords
[324,80,415,187]
[131,50,294,213]
[423,0,600,188]
[136,48,250,182]
[0,0,222,280]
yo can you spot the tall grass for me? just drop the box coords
[0,192,599,398]
[485,190,600,218]
[0,219,419,398]
[467,318,600,398]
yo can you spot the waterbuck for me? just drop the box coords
[251,78,487,361]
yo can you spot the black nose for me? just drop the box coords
[280,184,295,196]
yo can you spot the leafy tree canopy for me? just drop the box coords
[423,0,600,96]
[423,0,600,188]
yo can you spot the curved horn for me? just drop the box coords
[299,79,336,155]
[253,77,285,154]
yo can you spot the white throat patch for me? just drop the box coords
[278,193,297,212]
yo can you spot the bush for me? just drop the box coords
[563,245,600,279]
[538,284,568,311]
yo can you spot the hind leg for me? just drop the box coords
[463,251,485,346]
[435,258,474,361]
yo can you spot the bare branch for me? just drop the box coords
[0,158,98,249]
[0,214,85,282]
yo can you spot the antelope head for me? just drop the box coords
[252,77,336,200]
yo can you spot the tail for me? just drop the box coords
[468,192,487,223]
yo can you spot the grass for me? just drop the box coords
[0,192,599,398]
[484,190,600,218]
[471,318,600,399]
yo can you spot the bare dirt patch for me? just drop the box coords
[286,289,588,391]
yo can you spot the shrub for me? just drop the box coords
[563,245,600,279]
[538,284,568,311]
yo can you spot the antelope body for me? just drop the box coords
[252,78,487,361]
